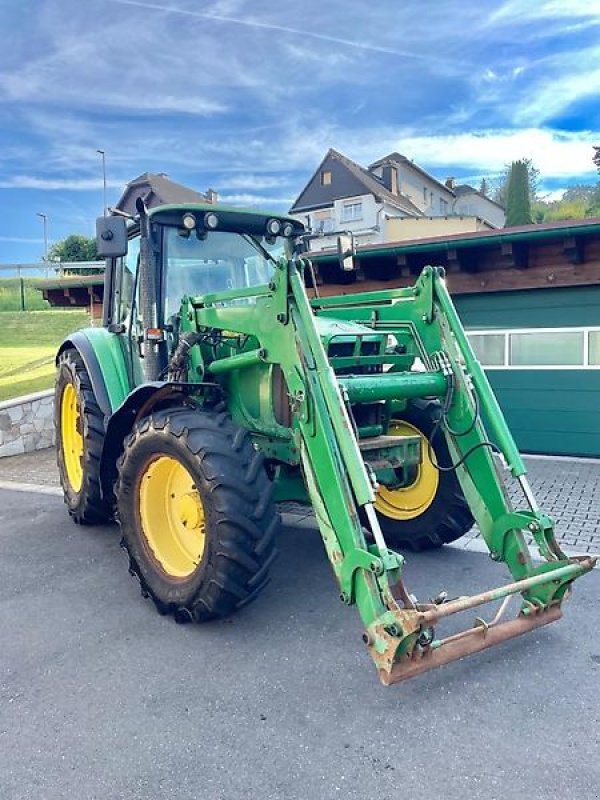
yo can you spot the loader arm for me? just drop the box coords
[289,262,594,683]
[187,258,595,684]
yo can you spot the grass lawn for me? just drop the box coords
[0,310,90,402]
[0,277,50,312]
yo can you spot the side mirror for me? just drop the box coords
[96,215,128,258]
[294,234,310,255]
[337,232,355,272]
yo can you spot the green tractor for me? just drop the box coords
[55,194,595,684]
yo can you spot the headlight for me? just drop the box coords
[266,218,282,236]
[204,212,219,230]
[182,213,196,230]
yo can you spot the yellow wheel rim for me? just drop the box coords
[374,421,439,521]
[138,456,206,578]
[60,382,84,493]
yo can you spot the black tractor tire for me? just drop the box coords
[115,407,279,622]
[55,348,111,525]
[374,399,474,551]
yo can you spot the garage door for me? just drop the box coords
[454,287,600,458]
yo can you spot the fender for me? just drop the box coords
[99,381,200,502]
[57,328,132,420]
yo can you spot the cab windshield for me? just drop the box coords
[164,228,285,318]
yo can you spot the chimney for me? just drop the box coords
[206,187,218,204]
[445,177,456,190]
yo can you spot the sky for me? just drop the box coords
[1,0,600,263]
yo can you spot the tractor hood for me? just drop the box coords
[314,316,387,359]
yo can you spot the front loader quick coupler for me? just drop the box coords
[370,555,596,684]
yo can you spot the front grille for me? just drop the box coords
[328,340,355,358]
[361,340,380,356]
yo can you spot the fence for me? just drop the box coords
[0,262,104,312]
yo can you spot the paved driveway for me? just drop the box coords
[2,449,600,554]
[1,488,599,800]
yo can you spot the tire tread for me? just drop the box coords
[116,408,279,622]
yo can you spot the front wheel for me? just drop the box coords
[116,408,279,622]
[373,400,474,550]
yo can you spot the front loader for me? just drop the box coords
[54,196,595,684]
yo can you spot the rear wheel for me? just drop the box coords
[373,400,474,550]
[55,348,111,524]
[116,408,279,622]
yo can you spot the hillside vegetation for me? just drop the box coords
[0,310,90,401]
[0,277,50,312]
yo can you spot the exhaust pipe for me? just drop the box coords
[136,197,162,381]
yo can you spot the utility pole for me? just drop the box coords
[36,212,48,261]
[97,149,107,217]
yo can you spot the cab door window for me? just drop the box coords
[116,235,140,327]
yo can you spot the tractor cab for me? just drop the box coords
[97,202,305,381]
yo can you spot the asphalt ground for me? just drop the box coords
[1,488,599,800]
[2,448,600,555]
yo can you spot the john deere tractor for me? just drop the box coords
[54,194,595,684]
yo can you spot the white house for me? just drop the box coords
[289,149,505,252]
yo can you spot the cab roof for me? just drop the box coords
[145,203,305,237]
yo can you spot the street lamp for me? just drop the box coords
[97,149,107,217]
[36,212,48,261]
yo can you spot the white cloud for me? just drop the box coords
[0,236,44,244]
[489,0,600,23]
[109,0,451,65]
[513,51,600,125]
[539,189,566,202]
[217,174,290,190]
[219,193,295,206]
[0,6,230,115]
[379,128,599,179]
[0,176,126,190]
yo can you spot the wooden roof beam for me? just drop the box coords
[501,241,529,269]
[563,235,585,265]
[445,247,462,273]
[396,253,412,277]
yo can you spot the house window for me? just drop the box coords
[440,198,448,214]
[589,330,600,365]
[467,327,600,369]
[320,170,332,186]
[468,334,505,366]
[510,331,584,366]
[423,187,427,203]
[313,217,334,234]
[342,201,363,222]
[312,209,334,234]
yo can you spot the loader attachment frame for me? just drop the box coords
[183,258,595,683]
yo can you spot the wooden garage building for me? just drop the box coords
[310,218,600,457]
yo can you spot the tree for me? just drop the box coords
[491,158,540,208]
[48,234,98,263]
[479,177,489,197]
[504,160,533,227]
[532,181,600,223]
[587,184,600,216]
[562,184,597,203]
[537,199,588,222]
[48,234,100,275]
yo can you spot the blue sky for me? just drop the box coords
[1,0,600,262]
